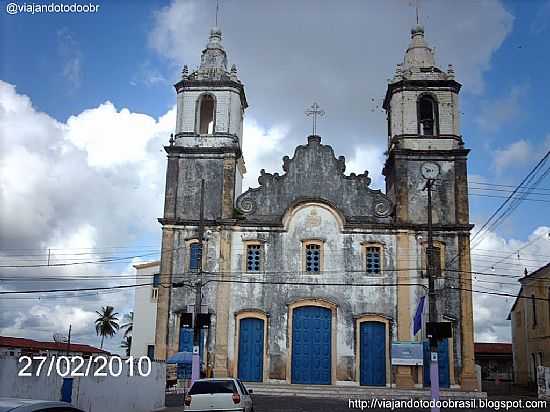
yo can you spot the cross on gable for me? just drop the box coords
[305,102,325,136]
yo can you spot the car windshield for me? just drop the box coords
[188,380,237,395]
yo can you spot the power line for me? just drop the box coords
[469,186,550,196]
[2,272,548,301]
[468,193,550,203]
[469,181,550,191]
[470,151,549,248]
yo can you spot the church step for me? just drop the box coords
[245,383,486,400]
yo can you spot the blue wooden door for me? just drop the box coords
[423,339,450,388]
[238,318,264,382]
[60,377,73,402]
[178,327,205,379]
[360,322,386,386]
[179,327,193,352]
[291,306,331,384]
[179,327,205,358]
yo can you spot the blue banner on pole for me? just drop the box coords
[413,296,425,336]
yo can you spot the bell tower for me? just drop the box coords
[155,27,247,362]
[383,24,467,226]
[382,25,478,391]
[164,26,248,223]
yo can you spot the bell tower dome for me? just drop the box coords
[383,24,462,152]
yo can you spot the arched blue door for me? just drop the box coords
[360,322,386,386]
[423,339,450,388]
[238,318,264,382]
[291,306,331,384]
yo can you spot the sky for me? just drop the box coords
[1,0,549,354]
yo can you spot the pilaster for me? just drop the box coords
[154,227,175,360]
[213,229,232,377]
[395,232,415,388]
[458,234,479,390]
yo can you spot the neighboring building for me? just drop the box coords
[508,263,550,386]
[0,336,107,357]
[131,261,160,359]
[152,23,478,390]
[474,342,513,393]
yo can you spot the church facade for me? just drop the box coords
[152,24,478,390]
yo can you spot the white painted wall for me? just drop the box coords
[0,356,166,412]
[131,263,160,358]
[176,88,244,137]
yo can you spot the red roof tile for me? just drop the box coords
[0,336,108,354]
[475,342,512,354]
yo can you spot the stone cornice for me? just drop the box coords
[174,78,248,108]
[164,145,242,158]
[383,79,462,109]
[158,217,474,233]
[387,147,470,159]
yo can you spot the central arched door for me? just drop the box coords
[291,306,331,384]
[238,318,264,382]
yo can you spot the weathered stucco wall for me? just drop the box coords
[226,203,400,382]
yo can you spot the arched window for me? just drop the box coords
[417,95,438,136]
[198,94,215,134]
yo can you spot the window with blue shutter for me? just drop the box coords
[190,243,202,272]
[366,246,381,275]
[247,245,262,272]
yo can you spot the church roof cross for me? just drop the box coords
[305,102,325,136]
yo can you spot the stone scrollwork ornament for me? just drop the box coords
[237,196,257,214]
[374,195,392,217]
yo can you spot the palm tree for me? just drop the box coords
[95,306,119,349]
[120,336,132,357]
[120,311,133,338]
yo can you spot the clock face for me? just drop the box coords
[421,162,440,179]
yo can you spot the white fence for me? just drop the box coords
[539,366,550,400]
[0,356,165,412]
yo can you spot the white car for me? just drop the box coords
[184,378,254,412]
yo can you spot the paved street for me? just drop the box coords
[161,393,547,412]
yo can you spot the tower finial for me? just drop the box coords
[215,0,220,27]
[416,0,419,24]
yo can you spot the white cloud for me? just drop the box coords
[346,143,387,190]
[0,81,171,254]
[476,86,526,132]
[492,137,550,174]
[65,101,174,168]
[493,139,533,173]
[241,117,289,191]
[471,226,550,342]
[57,28,82,91]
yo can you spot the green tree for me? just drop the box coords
[95,306,119,349]
[120,336,132,357]
[120,311,133,338]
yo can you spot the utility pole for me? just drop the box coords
[425,177,440,412]
[66,324,72,356]
[191,179,205,383]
